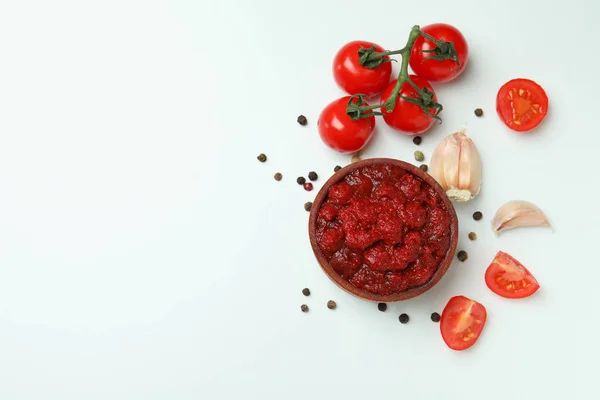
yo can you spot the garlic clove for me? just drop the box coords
[442,134,461,193]
[430,130,481,202]
[460,134,481,198]
[429,137,447,188]
[491,200,551,235]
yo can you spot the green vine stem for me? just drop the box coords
[347,25,459,121]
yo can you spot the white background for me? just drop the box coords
[0,0,598,399]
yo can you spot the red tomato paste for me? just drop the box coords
[315,164,452,295]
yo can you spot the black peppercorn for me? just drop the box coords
[419,164,428,172]
[302,288,310,296]
[334,165,342,172]
[399,313,409,324]
[304,202,312,212]
[457,250,468,262]
[413,136,422,145]
[308,171,318,181]
[378,303,387,312]
[327,300,337,310]
[473,211,483,221]
[296,176,306,185]
[431,312,441,322]
[257,153,267,162]
[301,304,309,313]
[474,108,483,117]
[274,172,282,181]
[297,115,308,125]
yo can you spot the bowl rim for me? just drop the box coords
[308,157,459,302]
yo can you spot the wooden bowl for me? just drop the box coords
[308,158,458,302]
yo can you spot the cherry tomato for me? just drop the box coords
[440,296,487,351]
[496,78,548,132]
[485,251,540,299]
[318,96,375,153]
[333,41,392,97]
[380,75,437,135]
[410,23,468,82]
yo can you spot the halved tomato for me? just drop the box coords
[496,78,548,132]
[440,296,487,351]
[485,251,540,299]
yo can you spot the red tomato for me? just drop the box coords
[318,96,375,153]
[410,23,468,82]
[333,41,392,97]
[380,75,438,135]
[440,296,487,351]
[485,251,540,299]
[496,78,548,132]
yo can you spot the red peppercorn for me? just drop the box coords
[303,182,313,191]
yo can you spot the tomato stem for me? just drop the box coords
[348,25,451,121]
[383,26,421,113]
[360,104,385,111]
[373,49,405,57]
[418,30,443,47]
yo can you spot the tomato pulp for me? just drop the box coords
[496,78,548,132]
[315,164,453,296]
[485,251,540,299]
[440,296,487,351]
[333,40,392,97]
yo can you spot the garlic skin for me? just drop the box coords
[492,200,551,235]
[429,130,481,202]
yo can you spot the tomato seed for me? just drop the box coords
[399,313,409,324]
[304,202,312,212]
[378,303,387,312]
[257,153,267,162]
[297,176,306,185]
[414,151,425,162]
[308,171,318,181]
[473,211,483,221]
[303,182,313,191]
[334,165,342,172]
[302,288,310,296]
[413,136,422,145]
[457,250,468,262]
[430,312,441,322]
[297,115,308,126]
[301,304,309,313]
[327,300,337,310]
[468,232,477,240]
[419,164,428,172]
[274,172,282,181]
[474,108,483,117]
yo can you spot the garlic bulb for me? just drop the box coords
[429,130,481,202]
[492,200,551,235]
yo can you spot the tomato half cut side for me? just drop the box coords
[485,251,540,299]
[440,296,487,351]
[496,78,548,132]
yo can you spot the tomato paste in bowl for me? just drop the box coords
[308,158,458,302]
